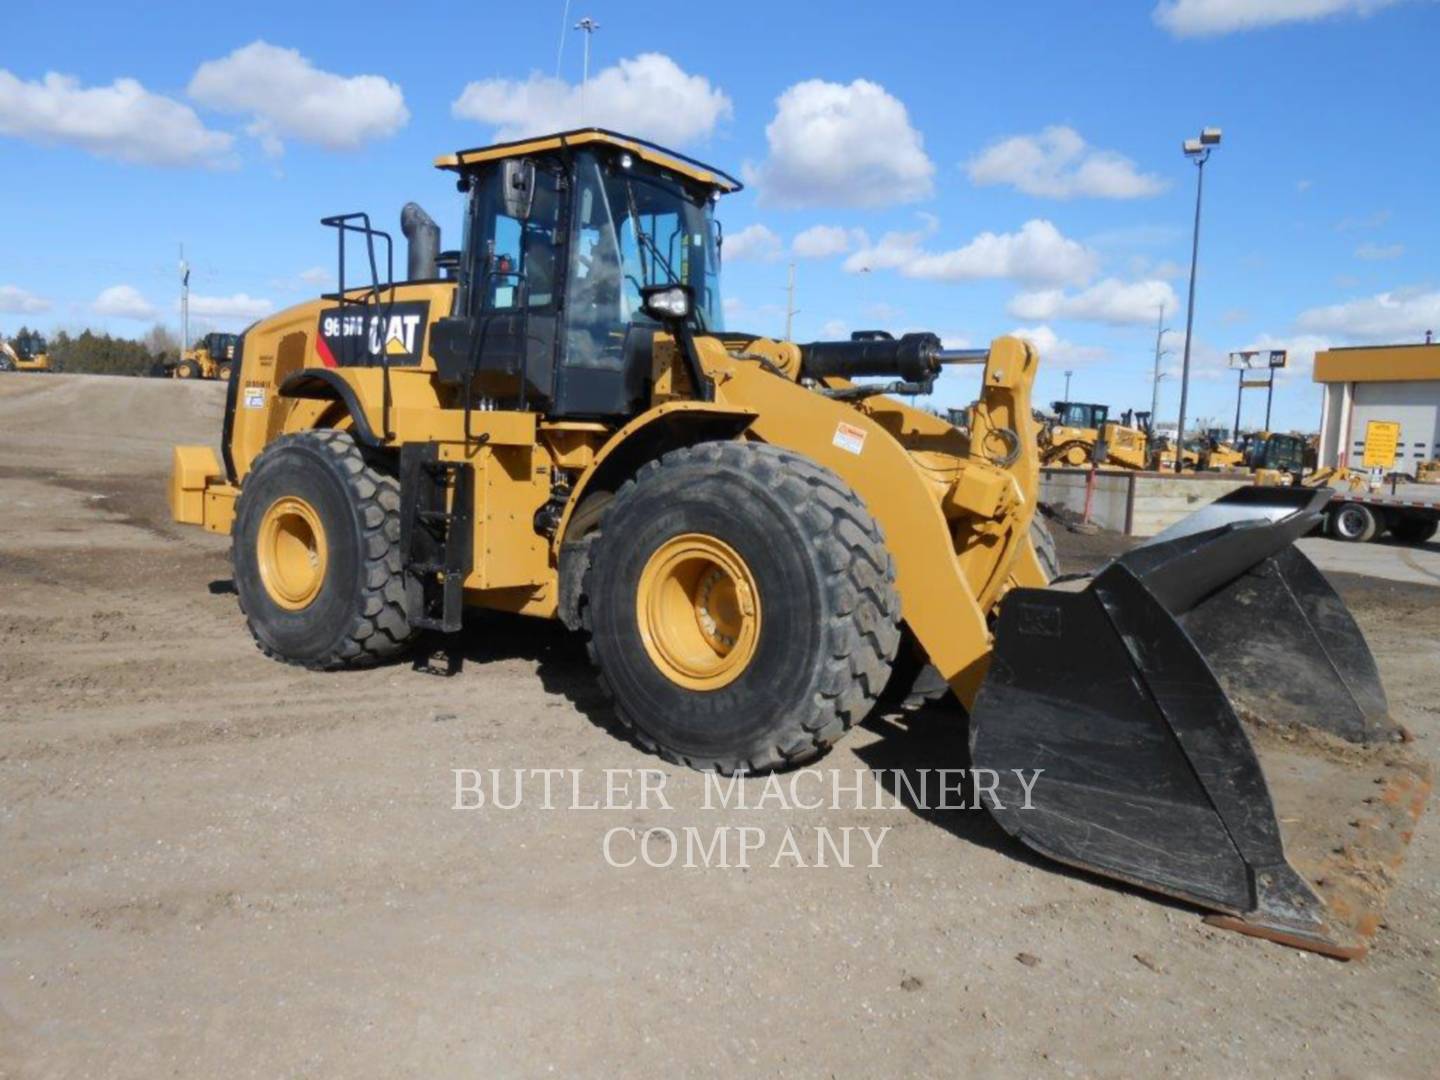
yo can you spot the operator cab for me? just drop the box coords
[204,332,238,360]
[430,130,741,419]
[1052,401,1108,430]
[1245,433,1307,475]
[14,330,47,360]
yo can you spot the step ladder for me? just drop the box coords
[400,444,474,633]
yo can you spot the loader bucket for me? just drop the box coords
[971,487,1431,958]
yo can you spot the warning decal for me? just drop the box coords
[833,421,868,455]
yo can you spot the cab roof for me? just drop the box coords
[434,128,743,194]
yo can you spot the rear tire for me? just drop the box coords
[217,362,233,381]
[232,430,414,669]
[1328,502,1378,543]
[582,441,900,773]
[1389,515,1438,546]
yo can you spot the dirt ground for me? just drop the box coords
[2,374,1438,1078]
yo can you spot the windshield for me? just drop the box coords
[566,150,723,369]
[1056,402,1105,428]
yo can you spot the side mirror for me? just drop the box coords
[641,283,693,323]
[501,160,535,221]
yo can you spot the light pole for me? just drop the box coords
[179,243,190,355]
[1150,302,1173,425]
[1174,126,1221,470]
[574,17,599,121]
[1063,369,1073,402]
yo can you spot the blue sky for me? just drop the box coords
[3,0,1437,431]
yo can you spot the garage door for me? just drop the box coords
[1347,381,1440,470]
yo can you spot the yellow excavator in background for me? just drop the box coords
[0,329,55,373]
[167,128,1429,959]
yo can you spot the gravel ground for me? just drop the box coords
[2,374,1437,1078]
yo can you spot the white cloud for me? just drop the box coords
[748,79,934,208]
[847,219,1097,287]
[791,225,864,259]
[0,285,51,314]
[1153,0,1403,37]
[1009,325,1106,366]
[189,41,408,155]
[723,224,782,262]
[967,126,1166,200]
[1008,278,1180,326]
[1336,209,1392,232]
[1355,242,1404,261]
[452,53,730,148]
[92,284,157,320]
[1296,288,1440,339]
[298,266,330,285]
[187,293,274,324]
[0,69,234,168]
[819,319,850,340]
[1296,179,1314,192]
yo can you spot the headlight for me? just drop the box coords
[641,284,693,322]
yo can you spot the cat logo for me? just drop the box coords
[372,313,422,357]
[316,300,430,368]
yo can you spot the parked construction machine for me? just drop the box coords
[1039,401,1151,469]
[0,329,54,372]
[158,332,240,380]
[168,129,1428,958]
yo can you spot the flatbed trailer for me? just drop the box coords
[1321,481,1440,545]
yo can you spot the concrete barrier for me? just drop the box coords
[1040,468,1251,537]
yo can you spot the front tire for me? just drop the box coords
[583,442,900,773]
[232,430,414,668]
[175,359,201,379]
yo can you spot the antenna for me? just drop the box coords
[555,0,573,77]
[574,17,600,121]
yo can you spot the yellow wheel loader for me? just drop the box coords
[1039,402,1151,470]
[168,129,1429,958]
[161,331,239,380]
[1,330,55,372]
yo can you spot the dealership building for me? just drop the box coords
[1314,341,1440,470]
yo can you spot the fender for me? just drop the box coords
[553,401,757,552]
[278,368,381,447]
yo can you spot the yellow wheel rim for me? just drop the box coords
[637,533,762,691]
[1064,445,1087,466]
[257,496,328,611]
[175,365,192,378]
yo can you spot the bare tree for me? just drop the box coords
[144,323,180,360]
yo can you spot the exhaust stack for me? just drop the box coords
[401,203,440,281]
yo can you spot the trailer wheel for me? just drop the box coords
[232,430,414,669]
[583,441,900,773]
[1328,502,1379,543]
[1389,516,1438,546]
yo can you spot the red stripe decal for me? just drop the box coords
[316,334,338,369]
